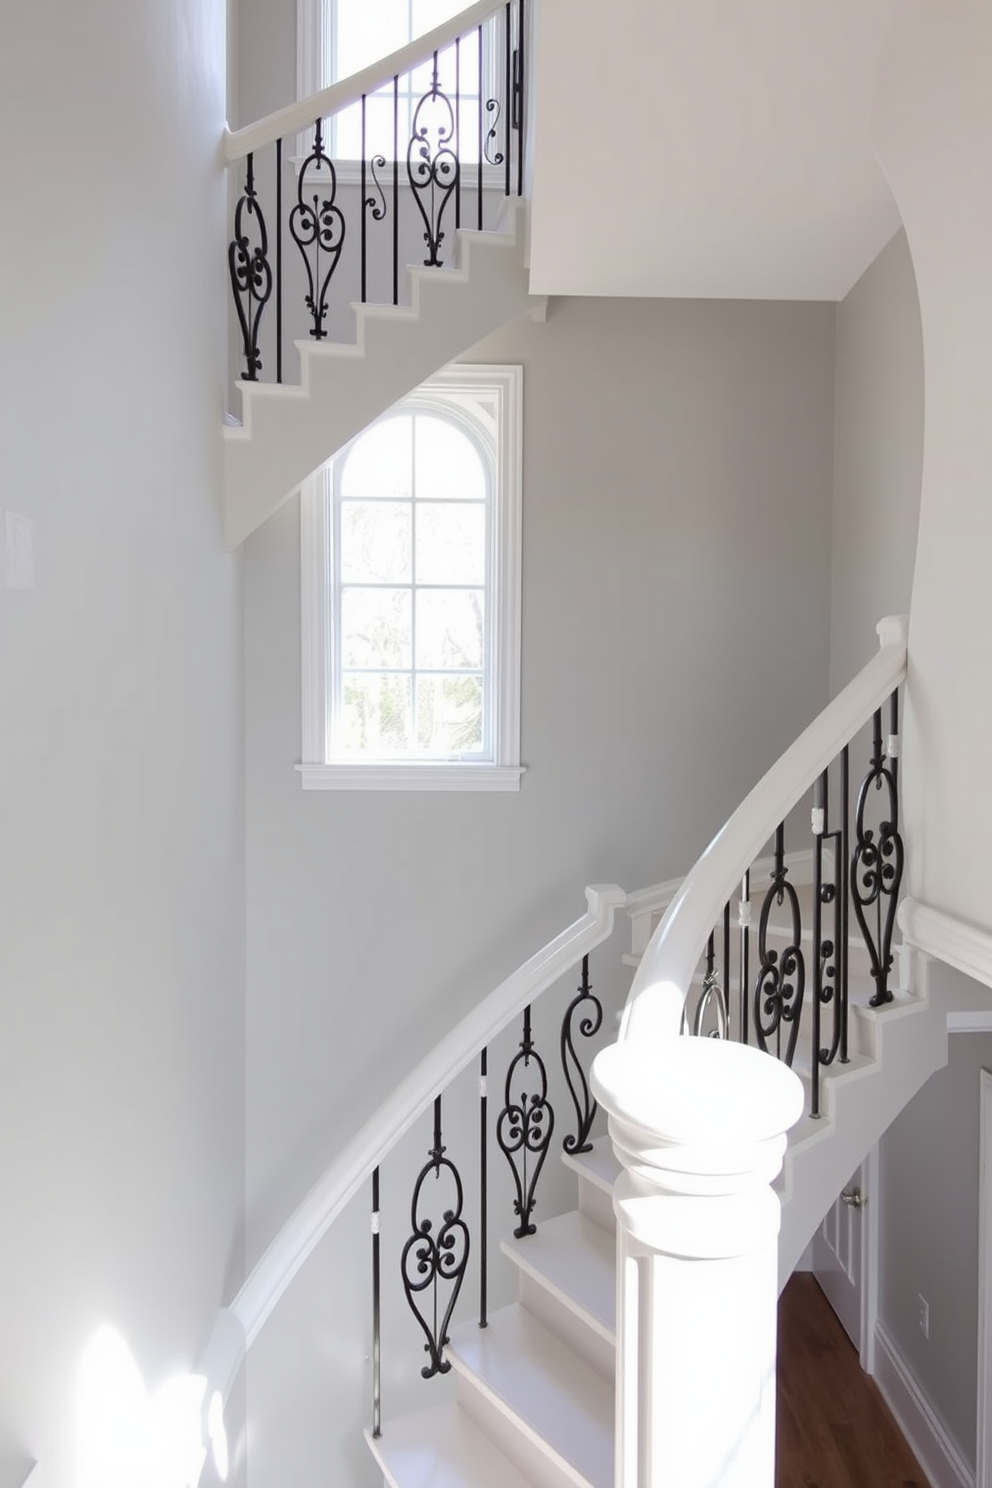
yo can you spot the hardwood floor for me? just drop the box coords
[777,1274,930,1488]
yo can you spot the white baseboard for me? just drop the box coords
[873,1321,974,1488]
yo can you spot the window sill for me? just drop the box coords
[297,762,525,792]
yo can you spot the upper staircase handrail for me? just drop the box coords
[202,882,626,1402]
[621,616,909,1044]
[226,0,507,162]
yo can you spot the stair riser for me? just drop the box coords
[518,1271,615,1384]
[455,1371,598,1488]
[576,1174,615,1236]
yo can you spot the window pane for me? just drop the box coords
[341,416,413,499]
[341,588,412,667]
[414,415,486,500]
[416,502,485,584]
[343,673,412,753]
[340,501,411,583]
[336,0,410,77]
[411,0,467,35]
[416,674,484,754]
[415,588,484,669]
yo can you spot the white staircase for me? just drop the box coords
[224,198,543,548]
[363,900,950,1488]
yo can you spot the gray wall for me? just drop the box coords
[879,1007,992,1476]
[829,228,923,693]
[243,294,836,1484]
[0,3,245,1484]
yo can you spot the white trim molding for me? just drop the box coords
[978,1070,992,1488]
[899,899,992,993]
[873,1322,975,1488]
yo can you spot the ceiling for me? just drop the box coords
[529,0,902,301]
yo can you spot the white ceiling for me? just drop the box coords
[529,0,902,301]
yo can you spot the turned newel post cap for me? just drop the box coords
[592,1037,804,1187]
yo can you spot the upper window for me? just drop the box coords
[299,365,523,790]
[298,0,496,166]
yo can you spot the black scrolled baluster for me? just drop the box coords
[289,118,345,340]
[483,99,504,167]
[515,0,526,197]
[561,955,601,1155]
[497,1005,554,1237]
[479,1049,488,1329]
[753,824,806,1065]
[739,870,751,1045]
[371,1167,381,1437]
[815,765,845,1081]
[360,93,388,308]
[851,701,904,1007]
[400,1096,470,1379]
[407,52,459,267]
[228,152,273,381]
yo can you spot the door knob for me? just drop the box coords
[840,1187,865,1209]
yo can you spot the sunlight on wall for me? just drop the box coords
[76,1327,210,1488]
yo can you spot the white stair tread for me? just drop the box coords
[561,1136,620,1196]
[501,1210,616,1340]
[367,1401,535,1488]
[449,1305,613,1488]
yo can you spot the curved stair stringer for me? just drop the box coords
[223,198,543,548]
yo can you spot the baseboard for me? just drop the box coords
[873,1321,974,1488]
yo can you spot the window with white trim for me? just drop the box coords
[299,365,523,790]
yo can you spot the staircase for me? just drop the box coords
[363,885,949,1488]
[224,198,542,547]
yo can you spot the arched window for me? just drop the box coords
[300,365,523,789]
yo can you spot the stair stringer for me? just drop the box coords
[775,950,948,1287]
[223,199,543,548]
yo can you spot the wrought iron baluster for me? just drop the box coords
[851,703,903,1007]
[503,3,511,197]
[840,746,850,1061]
[228,152,272,381]
[408,50,458,266]
[275,137,283,384]
[371,1168,381,1436]
[561,955,601,1155]
[479,1048,488,1328]
[753,823,805,1066]
[455,36,461,229]
[393,76,399,305]
[739,870,751,1045]
[477,25,484,229]
[515,0,525,197]
[691,930,728,1038]
[722,900,731,1039]
[361,96,388,309]
[811,776,825,1118]
[497,1005,554,1237]
[400,1096,469,1379]
[815,765,845,1081]
[289,118,345,340]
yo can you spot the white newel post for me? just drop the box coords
[591,1037,804,1488]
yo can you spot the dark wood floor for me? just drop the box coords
[777,1274,929,1488]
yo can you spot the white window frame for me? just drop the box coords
[298,364,523,791]
[296,0,506,183]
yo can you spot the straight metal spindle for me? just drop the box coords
[480,1048,488,1328]
[811,773,826,1118]
[275,138,283,383]
[515,0,525,197]
[840,746,850,1062]
[890,689,900,826]
[722,900,731,1039]
[477,25,484,229]
[392,75,399,306]
[504,2,511,198]
[455,36,461,229]
[740,870,751,1044]
[371,1166,381,1437]
[360,96,367,304]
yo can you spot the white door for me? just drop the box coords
[811,1150,876,1366]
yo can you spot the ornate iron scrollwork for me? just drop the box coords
[688,932,729,1039]
[366,154,388,223]
[561,956,600,1155]
[753,826,805,1065]
[483,99,504,166]
[228,153,272,381]
[290,119,346,340]
[497,1006,554,1237]
[816,837,843,1069]
[407,58,459,266]
[851,705,903,1007]
[400,1096,469,1379]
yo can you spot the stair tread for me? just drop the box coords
[561,1135,620,1195]
[367,1400,536,1488]
[501,1210,616,1340]
[449,1304,613,1488]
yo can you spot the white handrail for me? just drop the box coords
[226,0,506,162]
[198,883,626,1407]
[620,616,909,1045]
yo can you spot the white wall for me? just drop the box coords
[0,2,245,1485]
[243,294,836,1485]
[874,0,992,930]
[829,228,923,693]
[878,1004,992,1477]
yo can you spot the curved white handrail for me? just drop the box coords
[621,616,909,1045]
[226,0,506,162]
[198,883,627,1408]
